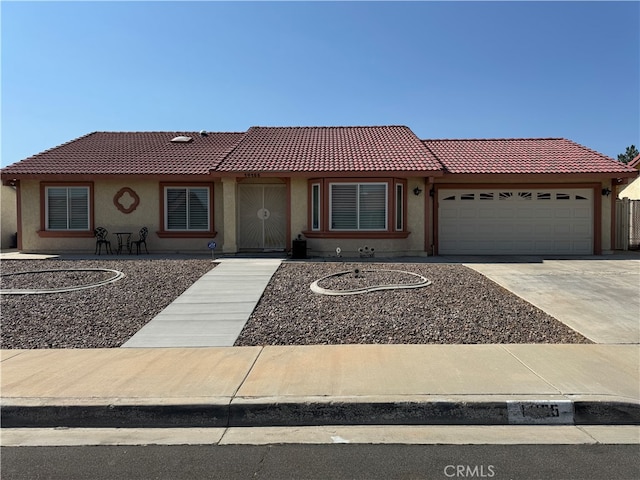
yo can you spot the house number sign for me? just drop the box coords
[507,400,573,424]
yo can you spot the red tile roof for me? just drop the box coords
[629,154,640,169]
[217,126,442,172]
[2,129,636,179]
[422,138,636,175]
[0,131,245,176]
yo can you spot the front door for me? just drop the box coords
[238,184,287,251]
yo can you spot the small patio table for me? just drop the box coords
[114,232,132,255]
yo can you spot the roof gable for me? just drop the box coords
[629,154,640,169]
[217,126,442,172]
[422,138,637,175]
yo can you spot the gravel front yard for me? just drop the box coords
[0,259,215,349]
[234,262,591,345]
[1,259,591,349]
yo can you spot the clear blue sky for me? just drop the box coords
[2,1,638,167]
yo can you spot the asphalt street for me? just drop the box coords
[2,444,639,480]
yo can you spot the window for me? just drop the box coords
[165,186,210,230]
[330,183,387,230]
[46,186,89,230]
[395,183,403,231]
[304,178,407,238]
[311,183,321,231]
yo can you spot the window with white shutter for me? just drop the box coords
[45,186,89,230]
[165,186,210,231]
[330,183,387,231]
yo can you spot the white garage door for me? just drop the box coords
[438,189,593,255]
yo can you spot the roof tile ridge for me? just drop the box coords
[89,130,246,134]
[212,131,250,171]
[422,137,564,142]
[420,141,447,171]
[247,125,409,130]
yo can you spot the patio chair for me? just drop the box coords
[131,227,149,254]
[94,227,112,255]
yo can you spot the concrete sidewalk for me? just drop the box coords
[2,345,638,428]
[122,259,282,347]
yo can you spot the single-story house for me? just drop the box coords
[1,125,637,257]
[618,154,640,200]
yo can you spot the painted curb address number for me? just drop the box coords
[507,401,574,425]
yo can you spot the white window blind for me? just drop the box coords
[330,183,387,230]
[166,187,210,230]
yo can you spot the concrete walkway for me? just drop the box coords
[1,345,638,428]
[122,259,282,347]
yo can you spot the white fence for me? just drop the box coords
[616,198,640,250]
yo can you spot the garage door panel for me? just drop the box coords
[573,207,591,218]
[438,188,593,255]
[457,225,477,235]
[478,208,496,218]
[458,208,477,219]
[534,208,554,219]
[573,224,591,235]
[516,207,534,218]
[496,208,515,218]
[554,224,571,235]
[554,208,572,218]
[514,224,533,234]
[573,240,592,251]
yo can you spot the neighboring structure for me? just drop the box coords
[616,154,640,250]
[618,154,640,200]
[1,185,17,249]
[1,126,637,256]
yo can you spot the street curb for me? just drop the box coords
[3,400,639,428]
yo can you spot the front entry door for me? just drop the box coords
[238,184,287,251]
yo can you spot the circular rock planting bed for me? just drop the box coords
[235,262,591,346]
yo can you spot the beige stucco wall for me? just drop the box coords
[16,175,619,256]
[1,185,17,249]
[18,179,223,254]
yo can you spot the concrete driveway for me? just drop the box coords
[465,257,640,344]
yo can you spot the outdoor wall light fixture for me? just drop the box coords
[413,186,422,196]
[601,188,612,197]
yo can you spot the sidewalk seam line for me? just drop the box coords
[498,345,564,395]
[575,425,602,444]
[226,346,266,426]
